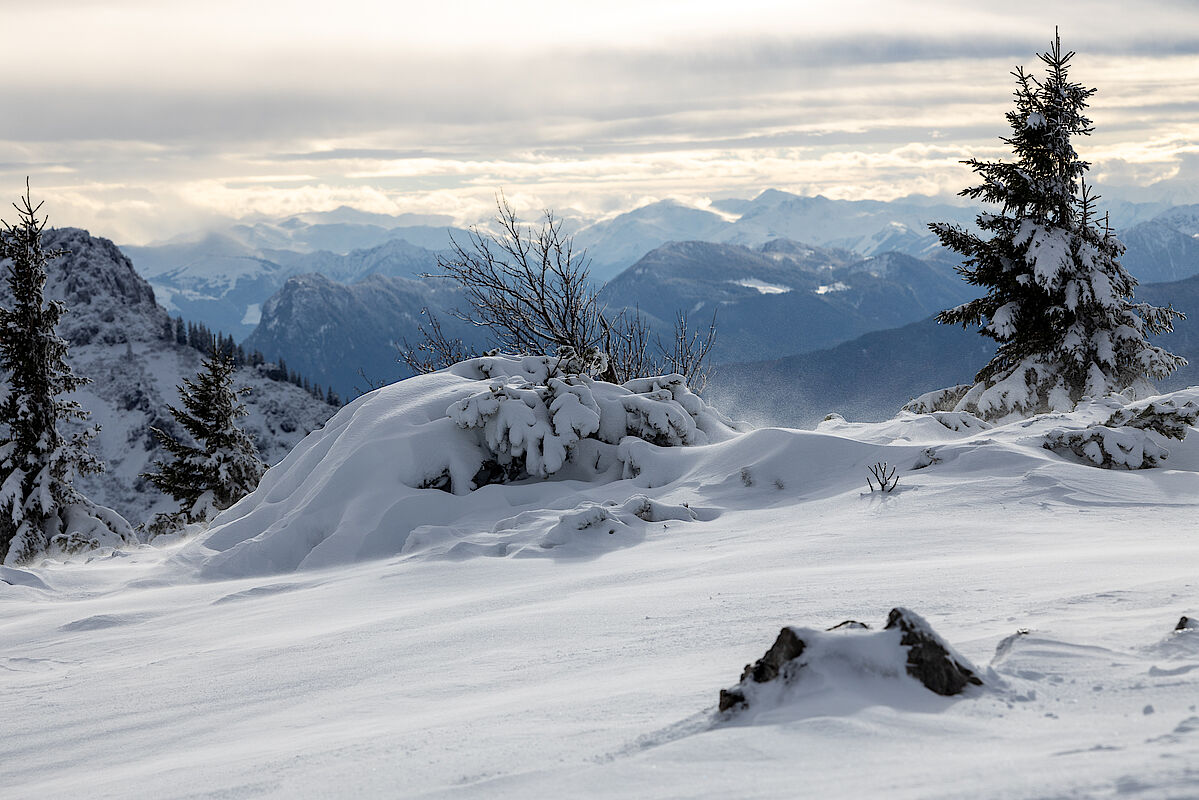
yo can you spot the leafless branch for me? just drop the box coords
[415,193,718,389]
[398,308,477,374]
[427,192,609,375]
[656,309,718,394]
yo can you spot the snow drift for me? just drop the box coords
[177,353,1199,582]
[183,356,740,577]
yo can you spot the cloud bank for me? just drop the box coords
[2,0,1197,242]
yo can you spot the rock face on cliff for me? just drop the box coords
[242,271,473,400]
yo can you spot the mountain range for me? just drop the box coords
[108,190,1199,411]
[122,191,1199,346]
[708,272,1199,428]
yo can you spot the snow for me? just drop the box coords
[730,278,792,295]
[1015,220,1074,289]
[814,281,850,294]
[4,366,1199,798]
[173,357,737,577]
[240,303,261,326]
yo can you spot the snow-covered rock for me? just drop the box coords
[718,607,982,714]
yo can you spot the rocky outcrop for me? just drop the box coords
[719,607,981,713]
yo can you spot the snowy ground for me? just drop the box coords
[4,374,1199,798]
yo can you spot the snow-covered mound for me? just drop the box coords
[185,356,739,577]
[183,357,1199,580]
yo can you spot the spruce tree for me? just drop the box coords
[928,32,1184,421]
[142,349,265,525]
[0,182,132,563]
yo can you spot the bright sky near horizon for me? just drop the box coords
[2,0,1198,243]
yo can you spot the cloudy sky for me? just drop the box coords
[2,0,1198,243]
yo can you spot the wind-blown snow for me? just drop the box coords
[4,370,1199,798]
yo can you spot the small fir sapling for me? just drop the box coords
[142,349,266,534]
[443,355,737,492]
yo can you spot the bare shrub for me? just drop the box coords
[866,462,899,493]
[400,193,716,389]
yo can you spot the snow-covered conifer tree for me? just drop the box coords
[143,350,265,525]
[925,32,1184,421]
[0,183,133,563]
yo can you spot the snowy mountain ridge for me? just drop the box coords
[123,234,449,340]
[0,228,335,525]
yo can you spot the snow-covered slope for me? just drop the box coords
[1,228,335,525]
[3,365,1199,798]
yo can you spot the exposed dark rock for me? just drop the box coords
[1176,616,1197,632]
[826,620,870,631]
[885,607,982,696]
[742,627,806,684]
[717,687,747,713]
[718,627,806,712]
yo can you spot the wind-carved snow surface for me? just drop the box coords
[6,369,1199,798]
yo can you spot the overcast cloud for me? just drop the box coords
[2,0,1198,242]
